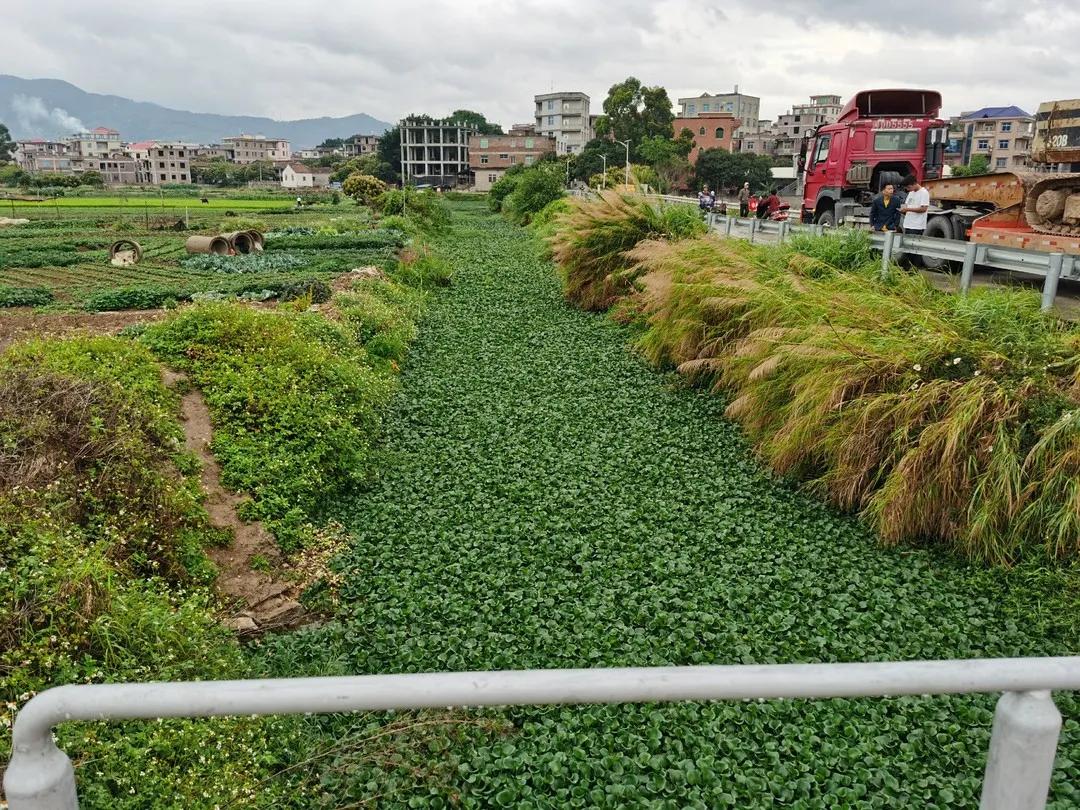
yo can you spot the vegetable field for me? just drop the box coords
[258,201,1080,807]
[0,206,401,310]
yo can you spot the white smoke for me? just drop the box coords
[10,94,87,136]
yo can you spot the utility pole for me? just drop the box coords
[616,139,631,187]
[565,155,572,188]
[601,155,607,188]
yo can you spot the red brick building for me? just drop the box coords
[674,112,739,163]
[469,132,556,191]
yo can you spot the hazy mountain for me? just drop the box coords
[0,75,393,147]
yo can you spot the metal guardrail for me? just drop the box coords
[703,213,1077,313]
[622,193,1079,311]
[5,657,1080,808]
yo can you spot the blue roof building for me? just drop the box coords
[955,106,1035,171]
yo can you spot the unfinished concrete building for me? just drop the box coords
[399,118,477,187]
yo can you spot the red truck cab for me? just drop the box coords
[801,89,948,226]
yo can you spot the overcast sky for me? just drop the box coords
[4,0,1079,126]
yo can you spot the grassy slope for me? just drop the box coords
[259,202,1080,807]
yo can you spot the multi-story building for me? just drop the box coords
[957,106,1035,172]
[739,126,779,159]
[13,140,68,172]
[343,135,381,157]
[678,88,761,138]
[468,132,556,191]
[195,144,237,162]
[64,127,122,158]
[128,141,193,184]
[399,117,477,187]
[86,155,140,185]
[534,92,591,154]
[221,134,291,164]
[673,113,738,163]
[793,95,842,124]
[739,96,842,163]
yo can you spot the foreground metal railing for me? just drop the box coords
[5,657,1080,808]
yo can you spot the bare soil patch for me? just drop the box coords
[162,368,307,633]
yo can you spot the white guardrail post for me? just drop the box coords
[881,230,896,278]
[961,242,979,294]
[5,658,1080,809]
[980,690,1062,810]
[1041,254,1065,313]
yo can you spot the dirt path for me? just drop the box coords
[163,369,306,633]
[0,308,170,351]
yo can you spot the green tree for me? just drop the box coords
[78,170,104,187]
[0,123,13,163]
[694,149,773,194]
[573,139,628,182]
[331,154,395,184]
[341,172,388,205]
[317,137,345,150]
[636,128,694,165]
[503,164,564,224]
[449,110,503,135]
[0,163,27,186]
[951,154,991,177]
[593,77,675,161]
[376,126,402,182]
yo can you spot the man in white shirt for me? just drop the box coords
[899,174,930,235]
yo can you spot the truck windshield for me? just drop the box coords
[874,130,919,151]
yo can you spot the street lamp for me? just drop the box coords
[600,154,607,188]
[615,139,631,187]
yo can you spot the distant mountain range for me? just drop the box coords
[0,75,393,147]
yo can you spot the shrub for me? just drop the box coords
[281,278,332,303]
[502,165,565,225]
[336,280,423,366]
[0,336,303,806]
[342,172,388,205]
[392,244,452,288]
[141,304,396,549]
[376,189,451,232]
[488,172,523,212]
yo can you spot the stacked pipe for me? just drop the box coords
[184,230,265,255]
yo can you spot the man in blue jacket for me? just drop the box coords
[869,182,902,232]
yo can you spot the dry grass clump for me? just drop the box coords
[548,191,705,311]
[552,223,1080,564]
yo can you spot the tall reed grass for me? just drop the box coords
[548,197,1080,563]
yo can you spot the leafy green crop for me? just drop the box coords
[0,284,54,307]
[256,203,1080,807]
[179,252,307,274]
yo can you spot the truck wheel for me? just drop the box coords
[814,209,835,228]
[920,216,957,271]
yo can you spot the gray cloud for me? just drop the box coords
[1,0,1077,129]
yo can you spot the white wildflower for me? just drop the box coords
[913,364,922,372]
[953,357,962,365]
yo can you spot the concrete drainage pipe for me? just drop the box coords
[185,235,230,255]
[223,231,255,254]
